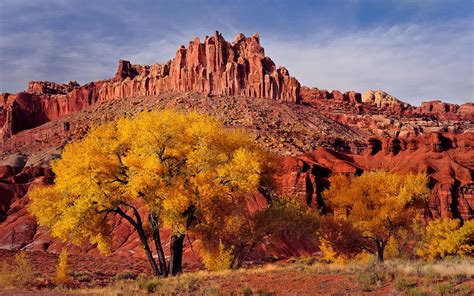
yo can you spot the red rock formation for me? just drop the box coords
[1,32,300,139]
[276,133,473,221]
[417,101,474,121]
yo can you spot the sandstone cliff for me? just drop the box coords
[1,32,300,139]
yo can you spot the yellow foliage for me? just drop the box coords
[56,248,69,284]
[417,218,474,259]
[201,241,234,271]
[323,170,429,260]
[0,252,36,289]
[320,240,348,264]
[28,109,271,252]
[384,236,399,260]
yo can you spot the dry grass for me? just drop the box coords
[1,255,472,295]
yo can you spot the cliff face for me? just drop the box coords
[0,32,300,139]
[300,87,474,121]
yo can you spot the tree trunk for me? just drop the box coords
[169,234,185,275]
[375,239,386,262]
[116,207,161,276]
[168,205,195,276]
[150,213,167,277]
[137,226,161,276]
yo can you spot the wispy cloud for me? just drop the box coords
[0,0,472,105]
[264,20,473,104]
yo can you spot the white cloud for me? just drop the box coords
[263,20,473,105]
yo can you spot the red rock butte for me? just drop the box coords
[1,31,300,139]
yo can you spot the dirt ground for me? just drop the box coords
[0,249,472,295]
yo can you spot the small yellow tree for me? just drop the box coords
[323,170,429,262]
[201,241,234,271]
[56,248,69,285]
[417,218,474,259]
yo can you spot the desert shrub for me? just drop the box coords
[74,271,93,283]
[417,218,474,259]
[407,287,426,296]
[458,283,470,296]
[422,267,440,284]
[55,248,69,285]
[356,261,391,291]
[205,285,221,295]
[115,270,138,280]
[138,278,161,293]
[242,286,253,296]
[319,240,348,265]
[201,240,234,271]
[138,274,201,294]
[435,283,454,296]
[0,252,37,289]
[449,273,467,285]
[294,256,316,266]
[16,252,36,288]
[394,276,416,291]
[0,261,14,288]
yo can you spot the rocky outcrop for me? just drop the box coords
[1,31,300,139]
[276,132,473,221]
[300,87,473,123]
[417,101,474,121]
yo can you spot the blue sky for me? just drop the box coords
[0,0,472,105]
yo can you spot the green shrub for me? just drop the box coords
[395,277,416,291]
[74,271,93,283]
[115,270,137,280]
[407,287,426,296]
[458,283,470,296]
[242,286,253,296]
[449,273,467,285]
[138,278,161,293]
[356,262,389,291]
[423,268,440,284]
[436,283,454,296]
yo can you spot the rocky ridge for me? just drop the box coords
[1,31,300,139]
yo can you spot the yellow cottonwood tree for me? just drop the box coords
[323,170,429,261]
[29,109,271,276]
[417,218,474,259]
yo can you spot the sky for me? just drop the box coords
[0,0,473,105]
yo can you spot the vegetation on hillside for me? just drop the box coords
[21,109,473,293]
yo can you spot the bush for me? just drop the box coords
[356,262,390,291]
[0,252,37,289]
[74,271,93,283]
[138,277,161,293]
[137,275,201,294]
[436,283,454,296]
[417,218,474,259]
[242,286,253,296]
[202,241,233,271]
[422,268,440,284]
[395,276,416,291]
[458,283,470,296]
[319,240,348,265]
[407,287,425,296]
[55,248,69,285]
[115,270,138,280]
